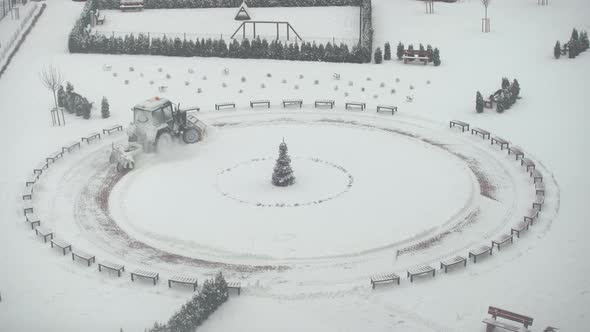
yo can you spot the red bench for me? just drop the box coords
[482,306,533,332]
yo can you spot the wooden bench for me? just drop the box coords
[491,234,513,251]
[22,185,33,200]
[469,245,492,263]
[471,127,490,139]
[508,146,524,160]
[523,208,539,225]
[33,161,48,176]
[98,261,125,277]
[46,150,64,164]
[449,120,469,132]
[35,226,54,243]
[103,124,123,135]
[250,100,270,108]
[131,269,159,285]
[26,173,38,187]
[407,265,436,282]
[402,55,430,65]
[23,201,34,216]
[82,132,101,144]
[376,105,397,115]
[482,306,533,332]
[282,99,302,108]
[120,1,144,11]
[50,238,72,255]
[158,85,168,92]
[215,102,236,110]
[491,136,509,150]
[168,276,198,291]
[71,249,96,266]
[345,101,366,111]
[62,141,81,153]
[370,273,400,289]
[532,195,545,210]
[25,212,40,229]
[95,10,105,25]
[227,282,241,295]
[440,256,467,273]
[535,182,545,196]
[521,158,535,172]
[511,221,529,238]
[314,100,335,109]
[530,169,543,183]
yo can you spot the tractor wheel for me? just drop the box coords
[182,128,201,144]
[156,132,173,152]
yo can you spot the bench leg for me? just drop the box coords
[131,274,134,282]
[168,280,172,288]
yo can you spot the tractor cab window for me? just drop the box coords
[152,109,165,125]
[161,105,173,123]
[134,109,151,124]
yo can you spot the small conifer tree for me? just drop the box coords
[396,42,404,60]
[374,47,383,64]
[432,48,441,66]
[101,96,110,119]
[476,91,484,113]
[272,140,295,187]
[384,42,391,60]
[554,41,561,59]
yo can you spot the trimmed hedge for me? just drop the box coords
[96,0,360,10]
[70,0,372,63]
[147,272,230,332]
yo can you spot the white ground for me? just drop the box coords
[110,122,473,259]
[0,0,589,331]
[93,7,360,46]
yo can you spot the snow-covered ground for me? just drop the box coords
[0,0,589,331]
[93,6,360,46]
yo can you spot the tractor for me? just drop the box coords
[109,96,206,172]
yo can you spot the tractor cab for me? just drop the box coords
[110,96,206,172]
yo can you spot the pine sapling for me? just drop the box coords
[476,91,484,113]
[374,47,383,64]
[384,42,391,60]
[554,41,561,59]
[432,48,441,66]
[396,42,404,60]
[101,96,110,119]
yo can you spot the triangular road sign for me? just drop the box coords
[235,1,251,21]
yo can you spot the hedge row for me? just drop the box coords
[360,0,372,57]
[72,33,371,63]
[147,273,229,332]
[96,0,360,10]
[69,0,372,63]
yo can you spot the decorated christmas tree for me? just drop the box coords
[272,140,295,187]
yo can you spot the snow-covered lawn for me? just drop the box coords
[93,7,360,45]
[0,0,588,331]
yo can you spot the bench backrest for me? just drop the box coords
[488,307,533,327]
[404,49,432,57]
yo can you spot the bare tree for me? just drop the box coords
[39,65,64,111]
[481,0,491,20]
[481,0,491,32]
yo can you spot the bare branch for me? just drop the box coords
[39,65,64,111]
[481,0,491,8]
[39,65,64,91]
